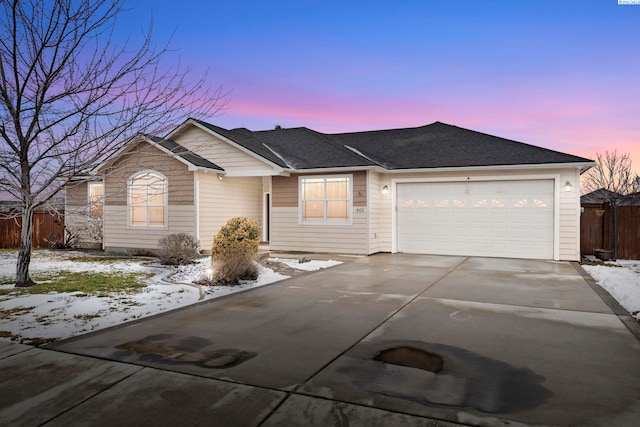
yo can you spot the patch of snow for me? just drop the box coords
[0,250,153,276]
[164,257,212,283]
[203,263,289,299]
[583,260,640,321]
[269,257,342,271]
[0,251,338,343]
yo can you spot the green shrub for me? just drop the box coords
[158,233,200,265]
[211,217,261,285]
[212,217,261,261]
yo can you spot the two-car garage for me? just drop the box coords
[396,179,555,260]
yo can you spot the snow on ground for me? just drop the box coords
[583,260,640,321]
[0,250,154,276]
[0,251,340,344]
[268,257,342,271]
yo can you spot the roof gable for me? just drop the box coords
[174,119,288,171]
[93,134,223,174]
[151,137,223,171]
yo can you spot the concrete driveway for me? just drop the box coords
[2,254,640,426]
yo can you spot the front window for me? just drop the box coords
[128,171,167,227]
[88,182,104,218]
[300,175,351,223]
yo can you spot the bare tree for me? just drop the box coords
[0,0,225,287]
[581,150,640,196]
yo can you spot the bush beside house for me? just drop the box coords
[210,217,261,285]
[158,233,200,265]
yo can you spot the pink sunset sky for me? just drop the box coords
[121,0,640,174]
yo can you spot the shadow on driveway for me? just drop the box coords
[2,254,640,426]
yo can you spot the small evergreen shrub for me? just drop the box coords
[211,217,261,285]
[158,233,200,265]
[212,217,261,261]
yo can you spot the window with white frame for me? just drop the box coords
[300,175,351,223]
[88,182,104,218]
[128,171,167,227]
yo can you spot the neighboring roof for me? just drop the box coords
[581,188,622,204]
[581,188,640,206]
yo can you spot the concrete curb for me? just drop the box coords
[573,262,640,343]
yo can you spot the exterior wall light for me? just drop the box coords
[217,174,224,181]
[564,181,572,192]
[382,185,389,194]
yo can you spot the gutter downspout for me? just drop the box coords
[194,173,200,249]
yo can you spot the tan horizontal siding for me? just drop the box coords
[197,172,263,248]
[103,205,196,250]
[353,171,366,207]
[369,171,393,253]
[102,141,194,206]
[368,171,392,253]
[270,207,368,254]
[557,169,581,261]
[175,126,273,172]
[65,182,88,207]
[272,175,297,208]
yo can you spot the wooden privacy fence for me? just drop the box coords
[0,211,65,249]
[581,205,640,260]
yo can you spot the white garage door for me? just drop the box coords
[397,180,554,259]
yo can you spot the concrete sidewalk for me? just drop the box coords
[2,254,640,426]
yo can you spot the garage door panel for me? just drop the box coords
[397,180,554,259]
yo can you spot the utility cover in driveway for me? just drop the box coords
[397,180,554,259]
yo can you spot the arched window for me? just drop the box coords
[128,171,167,227]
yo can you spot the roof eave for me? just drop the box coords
[282,165,385,174]
[383,162,596,174]
[281,162,595,175]
[191,165,224,173]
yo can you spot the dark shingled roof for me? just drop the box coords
[148,136,224,171]
[191,120,592,171]
[332,122,592,169]
[580,188,621,204]
[581,189,640,206]
[252,127,374,169]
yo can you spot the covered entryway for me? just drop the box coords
[397,180,554,259]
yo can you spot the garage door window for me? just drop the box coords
[473,199,505,208]
[513,199,548,208]
[299,175,351,224]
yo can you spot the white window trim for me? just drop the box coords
[298,174,353,225]
[127,170,168,229]
[87,181,104,218]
